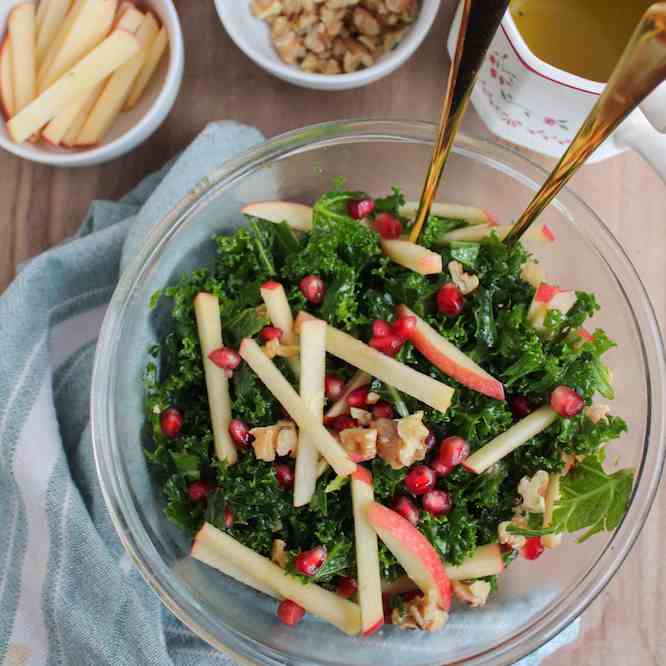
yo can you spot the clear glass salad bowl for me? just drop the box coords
[91,120,665,665]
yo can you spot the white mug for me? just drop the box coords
[447,5,666,181]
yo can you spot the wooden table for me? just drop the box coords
[1,3,663,664]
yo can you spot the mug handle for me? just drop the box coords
[639,84,666,133]
[614,109,666,184]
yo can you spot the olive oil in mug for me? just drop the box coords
[510,0,655,82]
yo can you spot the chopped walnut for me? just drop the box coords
[518,470,550,513]
[392,590,448,632]
[262,338,300,359]
[366,391,381,405]
[253,0,418,74]
[271,539,288,568]
[339,427,377,461]
[250,421,298,461]
[452,580,492,608]
[251,0,283,20]
[561,452,576,475]
[585,404,610,424]
[374,412,428,469]
[448,260,479,295]
[350,407,373,426]
[498,514,528,549]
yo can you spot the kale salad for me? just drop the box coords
[144,184,633,636]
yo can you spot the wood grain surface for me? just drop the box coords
[0,2,664,664]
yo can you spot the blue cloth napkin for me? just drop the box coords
[0,121,579,665]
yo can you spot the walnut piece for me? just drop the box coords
[448,260,479,295]
[498,514,527,550]
[374,412,428,469]
[262,338,300,359]
[350,407,373,426]
[250,421,298,461]
[392,591,448,632]
[584,404,610,424]
[251,0,283,20]
[518,470,550,513]
[452,580,492,608]
[271,539,288,568]
[339,427,377,461]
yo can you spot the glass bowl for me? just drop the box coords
[91,120,665,665]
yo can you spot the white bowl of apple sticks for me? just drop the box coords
[0,0,183,167]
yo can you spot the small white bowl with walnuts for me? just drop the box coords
[216,0,440,91]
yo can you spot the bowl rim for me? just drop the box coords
[91,119,666,665]
[0,0,185,167]
[214,0,441,90]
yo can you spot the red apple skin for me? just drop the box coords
[534,283,562,303]
[261,280,281,291]
[576,327,593,342]
[0,36,12,122]
[362,617,383,637]
[541,223,556,242]
[485,210,498,226]
[352,466,372,485]
[367,502,451,611]
[397,305,505,401]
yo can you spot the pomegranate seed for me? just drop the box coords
[160,408,183,439]
[294,545,327,576]
[347,198,375,219]
[392,315,417,340]
[404,465,436,496]
[229,419,253,447]
[325,374,345,401]
[437,283,464,317]
[224,506,234,529]
[336,576,358,599]
[369,334,403,357]
[424,430,436,452]
[371,212,403,239]
[260,326,283,342]
[346,387,369,408]
[510,395,532,418]
[275,462,295,489]
[431,459,452,477]
[372,319,393,338]
[372,402,394,419]
[550,385,584,418]
[391,495,420,526]
[187,480,216,502]
[422,490,453,516]
[436,436,470,469]
[331,415,358,432]
[208,347,241,371]
[277,599,305,626]
[299,275,325,305]
[522,536,545,560]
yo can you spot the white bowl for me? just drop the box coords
[215,0,440,91]
[0,0,184,167]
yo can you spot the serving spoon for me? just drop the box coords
[408,0,510,244]
[503,3,666,245]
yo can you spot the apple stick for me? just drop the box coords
[36,0,72,67]
[293,319,326,507]
[57,81,104,146]
[43,79,103,145]
[8,29,140,144]
[9,3,37,113]
[191,542,280,600]
[396,305,505,401]
[39,0,118,91]
[542,474,562,549]
[439,222,555,244]
[239,337,356,476]
[295,313,454,414]
[400,201,496,226]
[193,523,362,635]
[37,0,84,84]
[527,283,577,331]
[124,24,167,110]
[0,37,14,120]
[463,406,559,475]
[77,11,157,146]
[380,239,442,275]
[351,468,384,636]
[242,201,313,232]
[325,370,372,419]
[260,280,299,374]
[367,502,451,610]
[193,293,237,465]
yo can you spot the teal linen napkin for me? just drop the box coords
[0,121,579,665]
